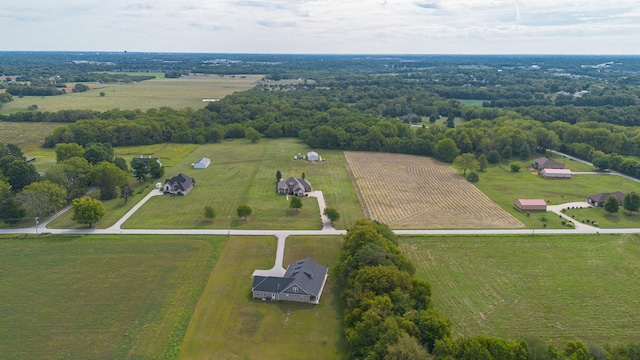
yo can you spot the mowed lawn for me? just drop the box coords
[180,235,344,359]
[401,234,640,344]
[0,234,225,359]
[1,75,263,113]
[123,138,362,230]
[474,160,640,229]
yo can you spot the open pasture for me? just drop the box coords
[180,235,344,359]
[345,151,523,228]
[123,139,362,230]
[0,121,62,151]
[0,234,224,359]
[400,234,640,344]
[0,74,262,113]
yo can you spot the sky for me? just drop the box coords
[2,0,640,54]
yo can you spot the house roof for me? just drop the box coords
[516,199,547,206]
[541,168,572,175]
[164,173,195,192]
[589,191,625,203]
[195,157,210,165]
[252,257,328,297]
[533,157,564,168]
[132,156,160,163]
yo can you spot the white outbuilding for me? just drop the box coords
[193,157,211,169]
[307,151,319,162]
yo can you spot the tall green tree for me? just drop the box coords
[245,127,261,143]
[120,184,134,204]
[434,138,460,163]
[452,153,479,175]
[290,196,303,212]
[91,162,128,200]
[71,196,106,227]
[477,154,488,171]
[276,170,282,182]
[84,143,114,165]
[114,157,128,172]
[4,159,39,191]
[237,204,252,220]
[44,156,92,201]
[623,192,640,214]
[519,142,531,159]
[487,150,500,164]
[204,205,216,222]
[502,146,513,160]
[16,180,67,216]
[55,143,84,162]
[0,181,25,224]
[148,160,164,179]
[132,161,149,182]
[604,195,620,214]
[324,207,340,223]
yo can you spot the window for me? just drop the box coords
[292,286,298,293]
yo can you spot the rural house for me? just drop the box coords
[132,155,162,166]
[307,151,320,162]
[540,168,572,179]
[277,176,312,196]
[514,199,547,212]
[193,157,210,169]
[532,157,564,170]
[163,173,196,196]
[587,191,625,207]
[252,257,328,304]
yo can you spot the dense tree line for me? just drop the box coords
[6,84,66,97]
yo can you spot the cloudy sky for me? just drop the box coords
[2,0,640,54]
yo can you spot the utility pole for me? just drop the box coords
[227,215,230,238]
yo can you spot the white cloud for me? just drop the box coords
[2,0,639,53]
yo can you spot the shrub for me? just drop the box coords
[566,222,575,228]
[466,171,479,182]
[561,220,567,225]
[593,222,599,227]
[510,164,520,172]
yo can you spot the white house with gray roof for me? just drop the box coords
[252,257,328,304]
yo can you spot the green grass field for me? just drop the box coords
[1,75,262,114]
[0,122,63,151]
[0,234,225,359]
[122,139,362,230]
[473,159,640,228]
[179,235,345,359]
[400,234,640,344]
[456,99,487,106]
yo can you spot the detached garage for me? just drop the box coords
[540,168,572,179]
[514,199,547,212]
[193,157,210,169]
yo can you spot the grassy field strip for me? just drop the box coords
[180,235,344,359]
[345,151,523,229]
[0,235,224,359]
[401,234,640,344]
[0,122,63,152]
[1,75,263,113]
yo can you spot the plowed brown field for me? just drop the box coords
[345,152,523,229]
